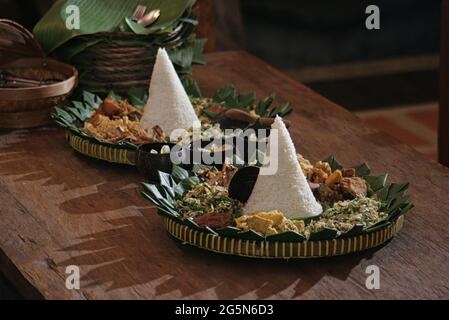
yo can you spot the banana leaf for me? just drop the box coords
[33,0,194,53]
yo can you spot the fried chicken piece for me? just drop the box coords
[101,97,126,116]
[342,168,356,177]
[310,161,332,183]
[325,170,343,186]
[195,213,233,228]
[340,177,367,197]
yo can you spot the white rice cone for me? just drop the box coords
[244,116,322,219]
[140,48,200,135]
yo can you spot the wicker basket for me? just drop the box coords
[0,58,78,129]
[0,20,78,129]
[67,30,186,94]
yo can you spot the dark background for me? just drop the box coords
[1,0,441,66]
[1,0,441,110]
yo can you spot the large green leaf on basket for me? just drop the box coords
[33,0,193,53]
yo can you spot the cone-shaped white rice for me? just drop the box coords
[140,48,200,135]
[244,116,322,219]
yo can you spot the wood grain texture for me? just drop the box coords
[0,51,449,300]
[440,0,449,166]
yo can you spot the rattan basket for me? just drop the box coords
[0,20,78,129]
[58,7,196,95]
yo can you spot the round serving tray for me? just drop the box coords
[162,215,404,259]
[66,131,135,165]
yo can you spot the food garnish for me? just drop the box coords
[235,210,303,236]
[82,96,166,144]
[298,154,368,206]
[174,181,242,228]
[307,196,387,236]
[166,156,395,239]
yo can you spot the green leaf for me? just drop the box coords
[339,224,365,238]
[180,176,200,190]
[266,231,306,242]
[159,172,175,191]
[214,226,240,237]
[83,91,101,109]
[54,37,103,62]
[168,42,194,68]
[107,91,122,102]
[33,0,193,53]
[322,155,343,171]
[172,165,190,182]
[182,77,202,98]
[354,163,371,177]
[51,89,141,150]
[365,220,391,233]
[365,174,388,192]
[141,191,162,207]
[142,183,164,199]
[234,230,265,241]
[128,87,148,108]
[234,92,256,109]
[213,85,236,104]
[255,94,275,116]
[309,228,339,241]
[269,102,291,118]
[387,183,410,199]
[192,38,207,64]
[386,195,410,216]
[375,186,389,202]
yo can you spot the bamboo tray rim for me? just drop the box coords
[66,131,136,165]
[162,215,404,259]
[0,58,78,101]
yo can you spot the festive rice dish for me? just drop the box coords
[53,48,292,149]
[142,116,413,242]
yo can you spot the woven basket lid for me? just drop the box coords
[0,19,46,66]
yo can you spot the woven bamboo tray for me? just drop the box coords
[66,131,136,165]
[163,215,404,259]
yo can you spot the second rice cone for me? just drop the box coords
[244,116,323,219]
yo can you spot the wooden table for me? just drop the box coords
[1,51,449,299]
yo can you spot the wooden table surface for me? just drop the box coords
[1,51,449,299]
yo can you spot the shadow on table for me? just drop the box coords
[1,127,381,299]
[57,210,382,299]
[0,127,140,191]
